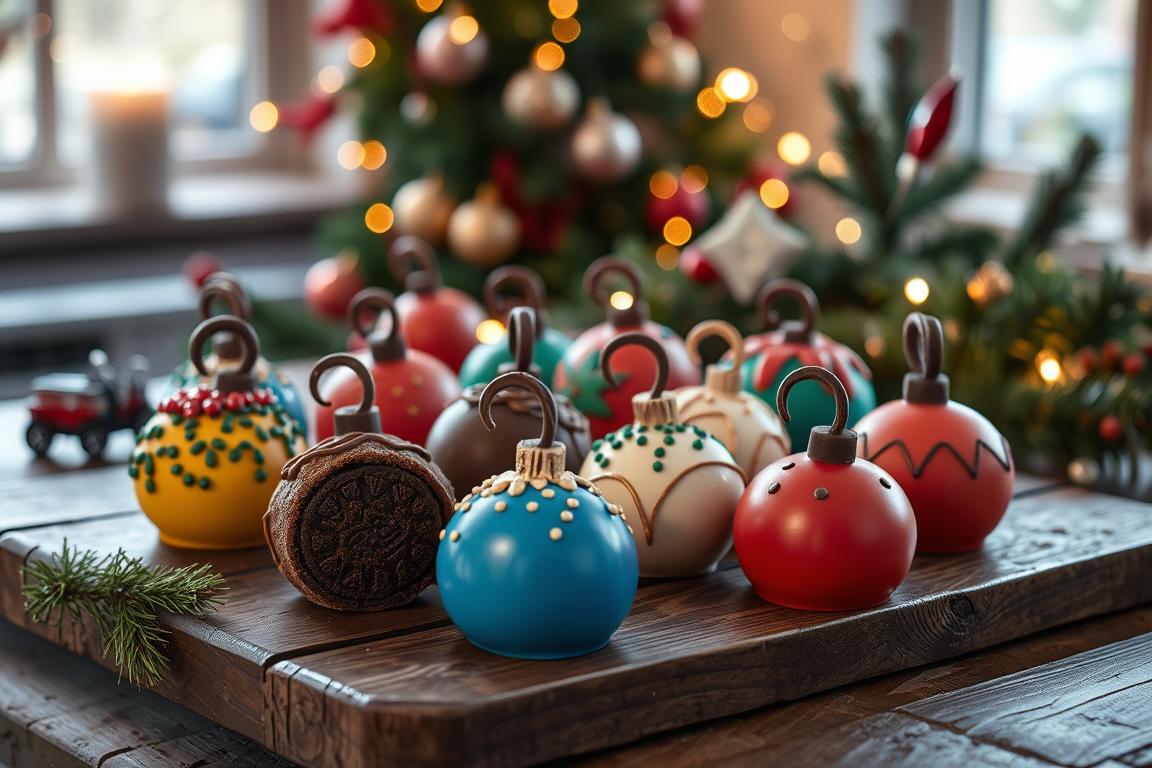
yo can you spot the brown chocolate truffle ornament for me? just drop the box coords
[427,307,591,498]
[264,353,454,611]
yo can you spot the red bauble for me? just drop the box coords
[314,289,460,445]
[906,75,959,162]
[679,246,718,284]
[855,314,1014,553]
[1077,346,1097,376]
[304,253,366,321]
[1123,352,1145,376]
[388,236,485,373]
[277,94,337,145]
[734,366,916,611]
[1100,340,1123,372]
[183,251,223,288]
[314,0,394,36]
[552,257,698,439]
[1099,415,1124,442]
[645,183,711,234]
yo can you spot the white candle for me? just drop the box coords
[89,88,171,218]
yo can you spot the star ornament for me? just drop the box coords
[687,191,807,305]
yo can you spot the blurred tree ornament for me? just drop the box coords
[1099,415,1124,443]
[305,251,366,321]
[736,162,798,218]
[636,22,700,91]
[276,93,337,144]
[183,251,224,289]
[1100,340,1123,372]
[447,184,521,267]
[570,99,642,183]
[392,175,457,245]
[416,6,489,86]
[679,246,718,284]
[686,191,806,304]
[966,260,1015,308]
[645,174,711,235]
[1123,352,1145,376]
[314,0,394,36]
[502,64,580,131]
[662,0,703,37]
[1067,457,1100,487]
[490,150,574,253]
[400,92,436,126]
[905,74,959,163]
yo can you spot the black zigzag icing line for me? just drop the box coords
[859,432,1012,480]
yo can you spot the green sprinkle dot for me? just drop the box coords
[154,446,167,457]
[170,415,183,426]
[145,479,156,493]
[221,422,233,434]
[255,426,269,442]
[638,425,648,433]
[198,477,212,490]
[693,426,707,436]
[143,455,154,474]
[167,445,180,458]
[211,438,227,450]
[654,447,666,458]
[692,439,704,450]
[182,473,195,487]
[675,424,686,432]
[134,453,146,464]
[189,440,206,455]
[170,463,183,475]
[254,468,267,483]
[253,449,265,465]
[270,427,283,437]
[229,449,242,462]
[636,435,648,446]
[205,450,218,468]
[239,417,253,428]
[663,436,675,446]
[599,458,610,468]
[128,466,138,479]
[592,440,603,450]
[185,419,199,429]
[610,441,623,450]
[652,461,664,472]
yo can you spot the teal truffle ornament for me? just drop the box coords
[458,266,571,387]
[740,280,875,451]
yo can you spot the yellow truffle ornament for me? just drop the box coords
[131,316,307,549]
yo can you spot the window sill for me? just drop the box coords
[0,170,369,254]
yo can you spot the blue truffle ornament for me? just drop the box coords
[166,273,307,434]
[436,370,639,660]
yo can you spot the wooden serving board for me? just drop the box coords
[2,473,1151,767]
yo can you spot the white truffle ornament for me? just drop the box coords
[580,332,746,577]
[674,320,790,479]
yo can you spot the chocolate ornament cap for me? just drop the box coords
[585,256,648,328]
[777,365,858,465]
[758,279,818,344]
[902,312,950,404]
[602,332,677,425]
[189,315,260,394]
[348,288,406,363]
[310,353,383,436]
[389,235,442,294]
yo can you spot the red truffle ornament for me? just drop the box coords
[552,257,698,439]
[734,366,916,611]
[388,236,486,373]
[854,313,1014,553]
[314,289,461,445]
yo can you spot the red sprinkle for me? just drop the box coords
[159,384,278,417]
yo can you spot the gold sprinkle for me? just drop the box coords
[472,486,482,493]
[566,498,579,508]
[542,488,556,499]
[439,529,446,540]
[549,527,563,541]
[527,501,539,512]
[410,374,423,386]
[530,478,548,490]
[450,530,460,542]
[480,489,492,497]
[460,503,471,512]
[560,510,574,522]
[495,501,507,512]
[391,385,404,397]
[453,503,461,511]
[509,480,526,496]
[406,405,419,416]
[558,476,577,491]
[626,524,635,535]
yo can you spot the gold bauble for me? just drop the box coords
[392,176,456,245]
[570,99,643,182]
[503,65,580,131]
[447,184,520,267]
[415,10,489,86]
[966,260,1015,308]
[637,23,700,91]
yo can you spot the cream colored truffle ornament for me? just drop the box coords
[579,332,746,577]
[673,320,790,479]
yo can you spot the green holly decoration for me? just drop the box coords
[560,350,628,419]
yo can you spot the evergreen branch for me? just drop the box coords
[791,166,857,202]
[826,75,894,217]
[22,542,226,687]
[903,225,1000,265]
[1000,134,1103,269]
[898,157,985,224]
[880,31,921,163]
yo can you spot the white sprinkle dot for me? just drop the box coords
[549,527,563,541]
[495,501,507,512]
[542,488,556,499]
[560,511,574,523]
[527,501,539,512]
[566,498,579,508]
[439,529,446,540]
[450,530,460,542]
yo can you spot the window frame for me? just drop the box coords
[0,0,312,190]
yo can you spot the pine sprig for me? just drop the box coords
[22,542,226,687]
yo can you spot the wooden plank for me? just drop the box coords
[0,466,137,533]
[904,632,1152,768]
[264,486,1152,767]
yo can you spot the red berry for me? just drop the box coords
[183,401,202,418]
[1077,347,1097,376]
[225,392,244,411]
[1099,415,1124,442]
[1123,353,1145,376]
[1100,340,1123,371]
[680,246,719,284]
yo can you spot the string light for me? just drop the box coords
[416,0,443,11]
[864,335,886,358]
[681,165,709,193]
[649,170,678,199]
[316,66,345,94]
[449,15,480,44]
[663,217,693,246]
[903,277,930,305]
[818,151,847,177]
[475,319,506,344]
[777,132,811,165]
[715,68,757,103]
[364,203,394,234]
[337,141,366,170]
[1036,250,1056,273]
[742,101,774,133]
[552,17,580,42]
[1036,350,1064,384]
[248,101,279,133]
[781,13,810,42]
[759,179,789,209]
[655,244,680,271]
[696,88,726,118]
[533,41,565,70]
[361,140,388,170]
[609,291,634,310]
[347,37,376,68]
[548,0,578,19]
[835,217,862,245]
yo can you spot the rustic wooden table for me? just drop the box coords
[2,365,1151,767]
